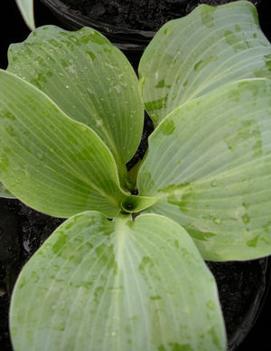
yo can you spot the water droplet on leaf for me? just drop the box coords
[213,217,221,225]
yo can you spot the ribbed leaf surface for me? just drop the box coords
[139,1,271,124]
[0,70,126,218]
[10,211,226,351]
[8,25,144,178]
[138,79,271,261]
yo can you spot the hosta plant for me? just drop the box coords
[1,1,271,350]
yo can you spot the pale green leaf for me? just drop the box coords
[8,25,144,181]
[0,182,15,199]
[16,0,35,30]
[138,79,271,261]
[139,1,271,124]
[0,70,127,218]
[10,211,226,351]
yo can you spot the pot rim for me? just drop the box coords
[40,0,156,50]
[39,0,264,52]
[228,257,271,350]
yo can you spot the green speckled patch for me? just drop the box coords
[187,229,216,242]
[52,233,67,254]
[247,235,260,248]
[224,30,249,50]
[156,79,170,89]
[200,6,216,28]
[264,53,271,70]
[160,119,176,135]
[145,96,168,112]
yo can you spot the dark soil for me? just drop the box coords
[61,0,261,31]
[0,199,63,350]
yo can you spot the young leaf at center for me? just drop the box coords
[10,211,226,351]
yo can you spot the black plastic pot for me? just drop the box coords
[0,1,271,350]
[38,0,267,67]
[39,0,263,53]
[40,0,153,51]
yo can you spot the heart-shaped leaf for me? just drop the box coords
[138,79,271,261]
[16,0,35,30]
[139,1,271,124]
[10,211,226,351]
[0,70,127,218]
[8,25,144,180]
